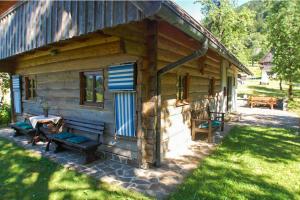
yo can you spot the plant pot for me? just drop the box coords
[43,109,49,117]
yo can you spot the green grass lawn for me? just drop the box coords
[0,137,150,200]
[248,65,262,77]
[237,80,300,116]
[169,126,300,200]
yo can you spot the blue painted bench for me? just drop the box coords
[48,118,104,164]
[10,116,36,139]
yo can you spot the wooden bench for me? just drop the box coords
[10,114,36,138]
[48,118,104,164]
[248,96,277,109]
[191,107,225,143]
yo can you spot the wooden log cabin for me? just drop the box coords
[0,1,252,168]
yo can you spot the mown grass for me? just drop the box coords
[169,126,300,200]
[0,137,151,200]
[237,80,300,116]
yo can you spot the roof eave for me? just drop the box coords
[154,1,253,75]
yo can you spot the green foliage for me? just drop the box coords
[267,0,300,83]
[196,0,255,64]
[0,104,11,125]
[236,0,271,63]
[169,126,300,199]
[248,65,261,77]
[0,73,10,96]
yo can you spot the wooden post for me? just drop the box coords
[208,120,212,143]
[136,59,146,168]
[138,20,158,168]
[192,120,196,140]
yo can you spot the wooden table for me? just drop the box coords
[29,115,62,146]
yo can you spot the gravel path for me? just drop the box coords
[237,102,299,130]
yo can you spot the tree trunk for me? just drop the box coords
[288,80,293,100]
[279,78,282,90]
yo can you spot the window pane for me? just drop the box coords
[95,74,103,103]
[28,79,32,88]
[85,75,93,91]
[85,75,94,102]
[32,80,35,89]
[86,89,93,102]
[95,75,103,89]
[96,91,103,103]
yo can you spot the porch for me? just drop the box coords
[0,124,231,199]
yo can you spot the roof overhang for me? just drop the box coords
[157,1,252,75]
[0,0,252,75]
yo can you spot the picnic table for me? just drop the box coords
[248,96,277,109]
[29,115,62,145]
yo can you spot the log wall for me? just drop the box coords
[12,22,152,163]
[157,21,223,159]
[8,19,240,166]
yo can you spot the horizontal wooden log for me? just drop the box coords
[19,41,123,68]
[19,35,120,61]
[15,54,139,74]
[124,40,147,57]
[103,23,146,44]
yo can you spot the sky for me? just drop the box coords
[174,0,250,21]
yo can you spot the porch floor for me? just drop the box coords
[0,125,232,199]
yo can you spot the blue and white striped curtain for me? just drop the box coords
[115,92,136,137]
[12,75,22,114]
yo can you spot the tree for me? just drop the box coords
[267,0,300,99]
[239,0,270,64]
[196,0,255,64]
[0,73,10,102]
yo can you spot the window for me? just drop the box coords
[80,71,104,107]
[176,74,189,104]
[25,76,37,100]
[208,77,215,96]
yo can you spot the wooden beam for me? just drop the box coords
[19,40,122,68]
[157,39,208,76]
[198,56,206,75]
[140,19,158,168]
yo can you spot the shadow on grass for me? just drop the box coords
[248,85,286,97]
[168,126,300,200]
[0,138,149,200]
[247,85,300,98]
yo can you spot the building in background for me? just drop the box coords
[259,51,275,85]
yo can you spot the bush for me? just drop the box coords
[0,104,11,126]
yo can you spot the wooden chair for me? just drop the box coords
[48,118,105,164]
[191,106,225,143]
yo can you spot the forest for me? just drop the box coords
[197,0,299,98]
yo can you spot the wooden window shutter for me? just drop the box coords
[79,72,85,105]
[185,74,190,101]
[209,77,216,96]
[24,77,29,100]
[12,75,22,114]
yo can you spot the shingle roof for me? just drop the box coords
[0,0,252,75]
